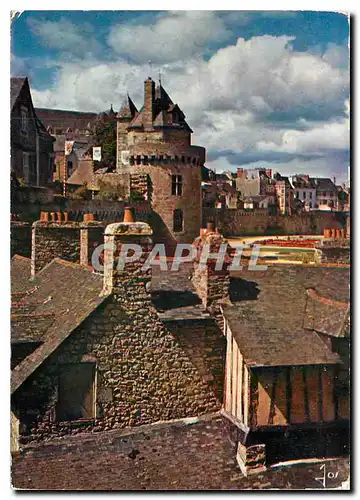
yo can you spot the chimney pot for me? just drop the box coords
[56,212,62,223]
[63,212,69,223]
[50,212,56,222]
[83,213,95,222]
[206,221,216,233]
[123,207,134,223]
[43,212,49,222]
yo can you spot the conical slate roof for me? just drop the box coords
[117,95,138,119]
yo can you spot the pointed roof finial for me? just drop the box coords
[158,69,162,86]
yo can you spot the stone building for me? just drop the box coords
[115,77,205,247]
[11,217,225,450]
[273,173,293,215]
[310,177,338,211]
[35,108,98,182]
[291,174,317,211]
[11,78,55,186]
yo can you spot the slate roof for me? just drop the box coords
[117,95,138,119]
[11,259,108,394]
[310,177,337,192]
[11,255,31,294]
[128,82,192,133]
[291,176,316,189]
[151,262,204,314]
[303,289,350,338]
[35,108,97,133]
[225,265,349,367]
[10,77,26,110]
[11,412,350,490]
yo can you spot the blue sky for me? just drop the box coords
[11,10,350,181]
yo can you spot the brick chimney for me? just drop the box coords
[102,221,153,296]
[237,168,244,178]
[143,77,155,130]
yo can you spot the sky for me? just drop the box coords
[10,10,350,182]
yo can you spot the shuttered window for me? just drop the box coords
[56,363,95,421]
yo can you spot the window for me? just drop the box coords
[67,161,73,176]
[173,209,183,233]
[330,192,334,197]
[309,202,312,209]
[20,106,28,134]
[302,192,306,199]
[56,363,95,421]
[171,175,182,196]
[295,191,299,199]
[309,192,313,199]
[22,153,29,184]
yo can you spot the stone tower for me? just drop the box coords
[116,77,205,248]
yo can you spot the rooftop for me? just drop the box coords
[11,257,107,394]
[11,413,349,490]
[225,265,349,367]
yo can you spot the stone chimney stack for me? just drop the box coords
[191,224,232,311]
[31,213,105,277]
[143,77,155,130]
[102,221,153,296]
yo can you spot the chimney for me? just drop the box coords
[31,214,105,277]
[123,207,134,223]
[79,217,105,268]
[102,221,153,296]
[237,168,244,178]
[191,229,232,311]
[143,77,155,130]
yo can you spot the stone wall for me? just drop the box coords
[31,222,81,275]
[31,220,108,275]
[14,223,224,445]
[203,208,346,236]
[11,222,32,257]
[314,239,350,265]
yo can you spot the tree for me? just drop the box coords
[93,110,117,171]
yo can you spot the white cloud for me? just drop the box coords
[28,17,101,57]
[29,15,349,182]
[107,11,230,63]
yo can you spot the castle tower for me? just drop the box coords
[116,77,205,247]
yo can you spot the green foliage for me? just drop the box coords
[93,114,117,170]
[95,179,126,201]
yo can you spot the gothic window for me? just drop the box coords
[56,363,95,421]
[173,209,183,233]
[171,175,183,196]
